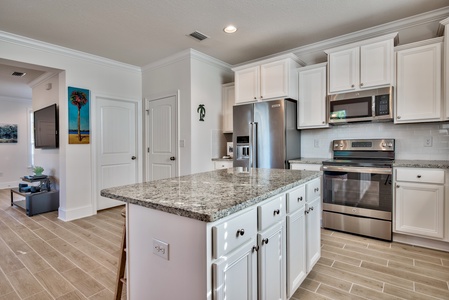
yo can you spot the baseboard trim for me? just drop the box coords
[58,205,94,222]
[393,233,449,252]
[0,181,21,190]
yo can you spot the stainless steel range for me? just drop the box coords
[322,139,395,241]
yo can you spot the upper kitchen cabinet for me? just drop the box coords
[441,17,449,121]
[222,83,235,133]
[395,38,443,123]
[325,33,398,94]
[297,63,328,129]
[233,54,302,104]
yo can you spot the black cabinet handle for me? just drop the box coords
[236,229,245,237]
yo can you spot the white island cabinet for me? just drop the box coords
[101,169,322,300]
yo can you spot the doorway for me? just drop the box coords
[145,93,178,181]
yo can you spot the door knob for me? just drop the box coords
[170,156,176,161]
[131,156,136,160]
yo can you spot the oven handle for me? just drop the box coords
[321,165,392,175]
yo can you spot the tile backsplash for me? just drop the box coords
[301,122,449,160]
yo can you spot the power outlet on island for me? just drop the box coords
[153,238,169,260]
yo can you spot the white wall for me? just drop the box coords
[142,49,233,176]
[301,122,449,160]
[0,31,142,221]
[0,98,31,188]
[191,56,233,173]
[32,73,60,189]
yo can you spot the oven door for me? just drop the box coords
[322,165,392,221]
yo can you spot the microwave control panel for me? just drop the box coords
[375,95,390,116]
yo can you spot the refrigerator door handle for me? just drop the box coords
[249,122,253,168]
[250,122,258,168]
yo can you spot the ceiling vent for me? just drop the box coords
[11,71,26,77]
[188,31,208,41]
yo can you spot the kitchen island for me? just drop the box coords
[101,168,322,300]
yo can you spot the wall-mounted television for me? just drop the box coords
[34,104,59,149]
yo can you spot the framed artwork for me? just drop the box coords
[0,124,18,143]
[68,86,90,144]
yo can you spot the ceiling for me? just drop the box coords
[0,1,448,100]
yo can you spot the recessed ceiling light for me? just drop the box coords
[224,25,237,34]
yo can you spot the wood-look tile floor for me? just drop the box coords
[293,229,449,300]
[0,189,126,300]
[2,188,449,299]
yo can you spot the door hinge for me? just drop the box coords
[147,147,150,153]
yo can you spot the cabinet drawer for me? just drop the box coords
[286,185,305,213]
[214,161,233,170]
[306,178,321,201]
[396,168,444,184]
[258,195,285,231]
[290,164,322,171]
[213,208,256,259]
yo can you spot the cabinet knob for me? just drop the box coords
[262,238,269,245]
[254,97,257,100]
[417,175,422,178]
[314,188,319,192]
[305,209,309,214]
[236,229,245,237]
[252,245,259,252]
[310,206,314,211]
[396,185,400,188]
[322,121,325,124]
[397,116,401,119]
[131,156,137,160]
[351,84,355,88]
[273,209,280,216]
[260,96,263,99]
[360,83,364,87]
[297,196,303,202]
[170,156,176,161]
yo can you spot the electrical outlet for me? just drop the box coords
[424,137,432,147]
[314,139,319,148]
[153,238,169,260]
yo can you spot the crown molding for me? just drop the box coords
[394,36,443,52]
[0,31,141,73]
[284,6,449,63]
[143,48,232,73]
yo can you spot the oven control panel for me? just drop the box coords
[333,139,395,151]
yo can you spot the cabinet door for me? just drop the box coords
[298,65,328,129]
[306,197,321,272]
[222,83,235,133]
[235,66,260,104]
[328,47,359,93]
[396,42,442,123]
[213,240,257,300]
[360,40,393,89]
[395,182,444,239]
[260,59,289,100]
[286,208,306,298]
[258,221,286,300]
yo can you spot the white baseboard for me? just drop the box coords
[393,233,449,252]
[0,180,20,189]
[58,204,94,221]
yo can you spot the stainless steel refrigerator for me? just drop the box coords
[233,99,301,169]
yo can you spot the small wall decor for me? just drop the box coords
[197,104,206,121]
[0,123,18,143]
[68,86,90,144]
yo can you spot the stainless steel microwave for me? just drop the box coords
[328,86,393,124]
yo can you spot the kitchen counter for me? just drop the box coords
[289,157,327,164]
[394,160,449,169]
[100,168,321,222]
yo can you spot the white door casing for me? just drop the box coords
[146,94,178,181]
[96,97,138,210]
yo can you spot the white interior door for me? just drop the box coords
[146,95,178,181]
[96,97,137,210]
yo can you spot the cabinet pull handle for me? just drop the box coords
[273,209,280,216]
[417,175,422,178]
[252,245,259,252]
[305,209,310,214]
[262,238,269,245]
[297,196,303,202]
[236,229,245,237]
[314,188,319,192]
[310,206,314,211]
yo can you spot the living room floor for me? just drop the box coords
[1,188,449,299]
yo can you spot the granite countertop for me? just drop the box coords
[393,160,449,169]
[101,168,321,223]
[289,157,328,164]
